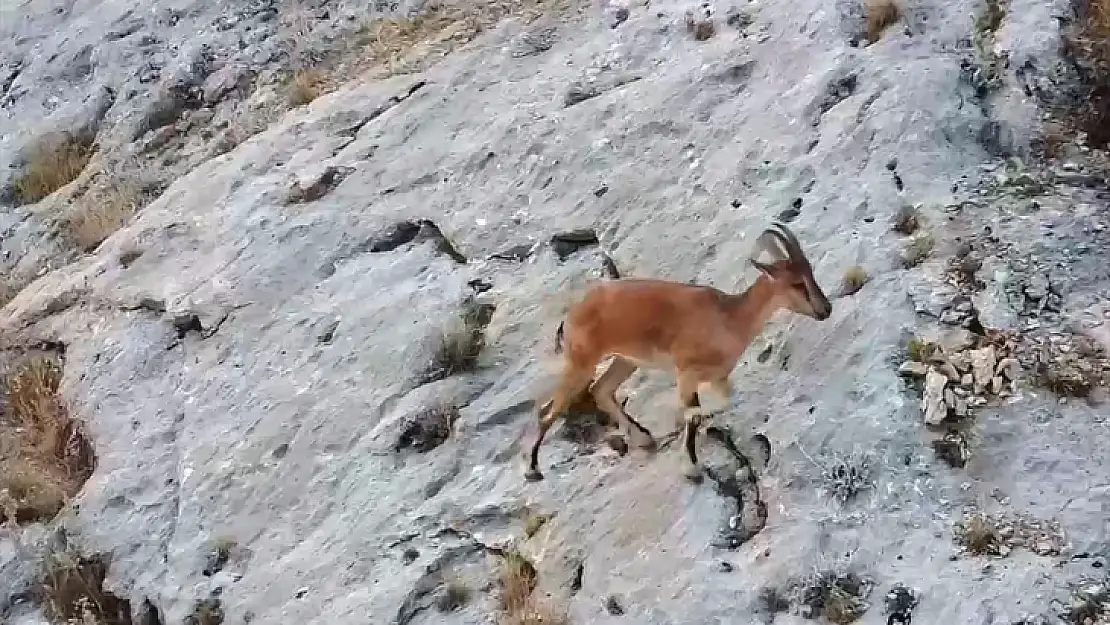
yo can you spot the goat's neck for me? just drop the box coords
[722,276,782,347]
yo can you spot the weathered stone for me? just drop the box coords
[969,345,998,392]
[899,360,929,377]
[936,361,961,382]
[922,369,949,426]
[996,357,1021,380]
[0,1,1108,624]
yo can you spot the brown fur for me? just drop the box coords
[525,222,832,482]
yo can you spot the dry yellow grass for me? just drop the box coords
[288,68,325,107]
[359,0,574,75]
[839,266,869,297]
[956,512,1001,555]
[901,232,934,268]
[1064,0,1110,146]
[67,180,144,252]
[35,547,132,625]
[0,356,96,525]
[11,134,95,205]
[863,0,900,43]
[498,550,568,625]
[1,279,20,310]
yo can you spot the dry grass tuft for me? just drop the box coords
[814,450,874,504]
[976,0,1007,34]
[901,232,935,268]
[288,69,325,107]
[67,179,145,252]
[11,134,95,205]
[497,549,568,625]
[185,597,224,625]
[523,512,550,538]
[794,569,871,625]
[904,336,936,362]
[359,0,573,76]
[436,578,472,612]
[863,0,901,43]
[500,550,538,616]
[955,512,1002,555]
[891,204,920,235]
[420,299,493,383]
[1,279,22,310]
[0,356,96,525]
[34,547,132,625]
[838,266,870,297]
[1062,0,1110,147]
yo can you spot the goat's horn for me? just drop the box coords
[767,221,807,264]
[755,228,790,261]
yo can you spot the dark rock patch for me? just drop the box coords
[550,228,600,260]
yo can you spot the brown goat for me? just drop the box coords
[526,221,833,482]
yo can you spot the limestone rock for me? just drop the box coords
[970,345,998,393]
[922,368,949,426]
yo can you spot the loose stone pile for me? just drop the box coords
[899,332,1021,427]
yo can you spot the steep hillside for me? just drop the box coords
[1,0,1108,624]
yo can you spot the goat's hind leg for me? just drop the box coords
[526,366,593,482]
[591,356,656,452]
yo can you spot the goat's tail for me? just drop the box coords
[554,320,566,354]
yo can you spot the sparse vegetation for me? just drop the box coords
[185,597,224,625]
[67,179,145,252]
[1029,334,1109,398]
[202,536,237,577]
[0,356,96,525]
[1062,579,1109,625]
[891,204,920,235]
[436,578,472,612]
[359,0,571,76]
[420,298,493,383]
[498,549,568,625]
[33,546,132,625]
[901,232,935,268]
[287,68,325,107]
[954,512,1002,555]
[839,265,870,297]
[755,586,791,615]
[863,0,901,44]
[792,569,872,624]
[524,512,550,538]
[904,336,935,363]
[817,450,874,504]
[1061,0,1110,147]
[1,278,22,310]
[11,133,95,205]
[976,0,1007,35]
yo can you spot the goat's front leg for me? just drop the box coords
[676,372,709,482]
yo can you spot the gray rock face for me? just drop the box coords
[2,0,1109,624]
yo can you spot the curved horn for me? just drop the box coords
[755,228,790,261]
[766,221,808,264]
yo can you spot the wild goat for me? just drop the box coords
[526,221,832,482]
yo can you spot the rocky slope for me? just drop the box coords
[1,0,1109,623]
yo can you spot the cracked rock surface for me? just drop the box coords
[1,0,1109,624]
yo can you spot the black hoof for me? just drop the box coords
[524,468,544,482]
[606,433,629,456]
